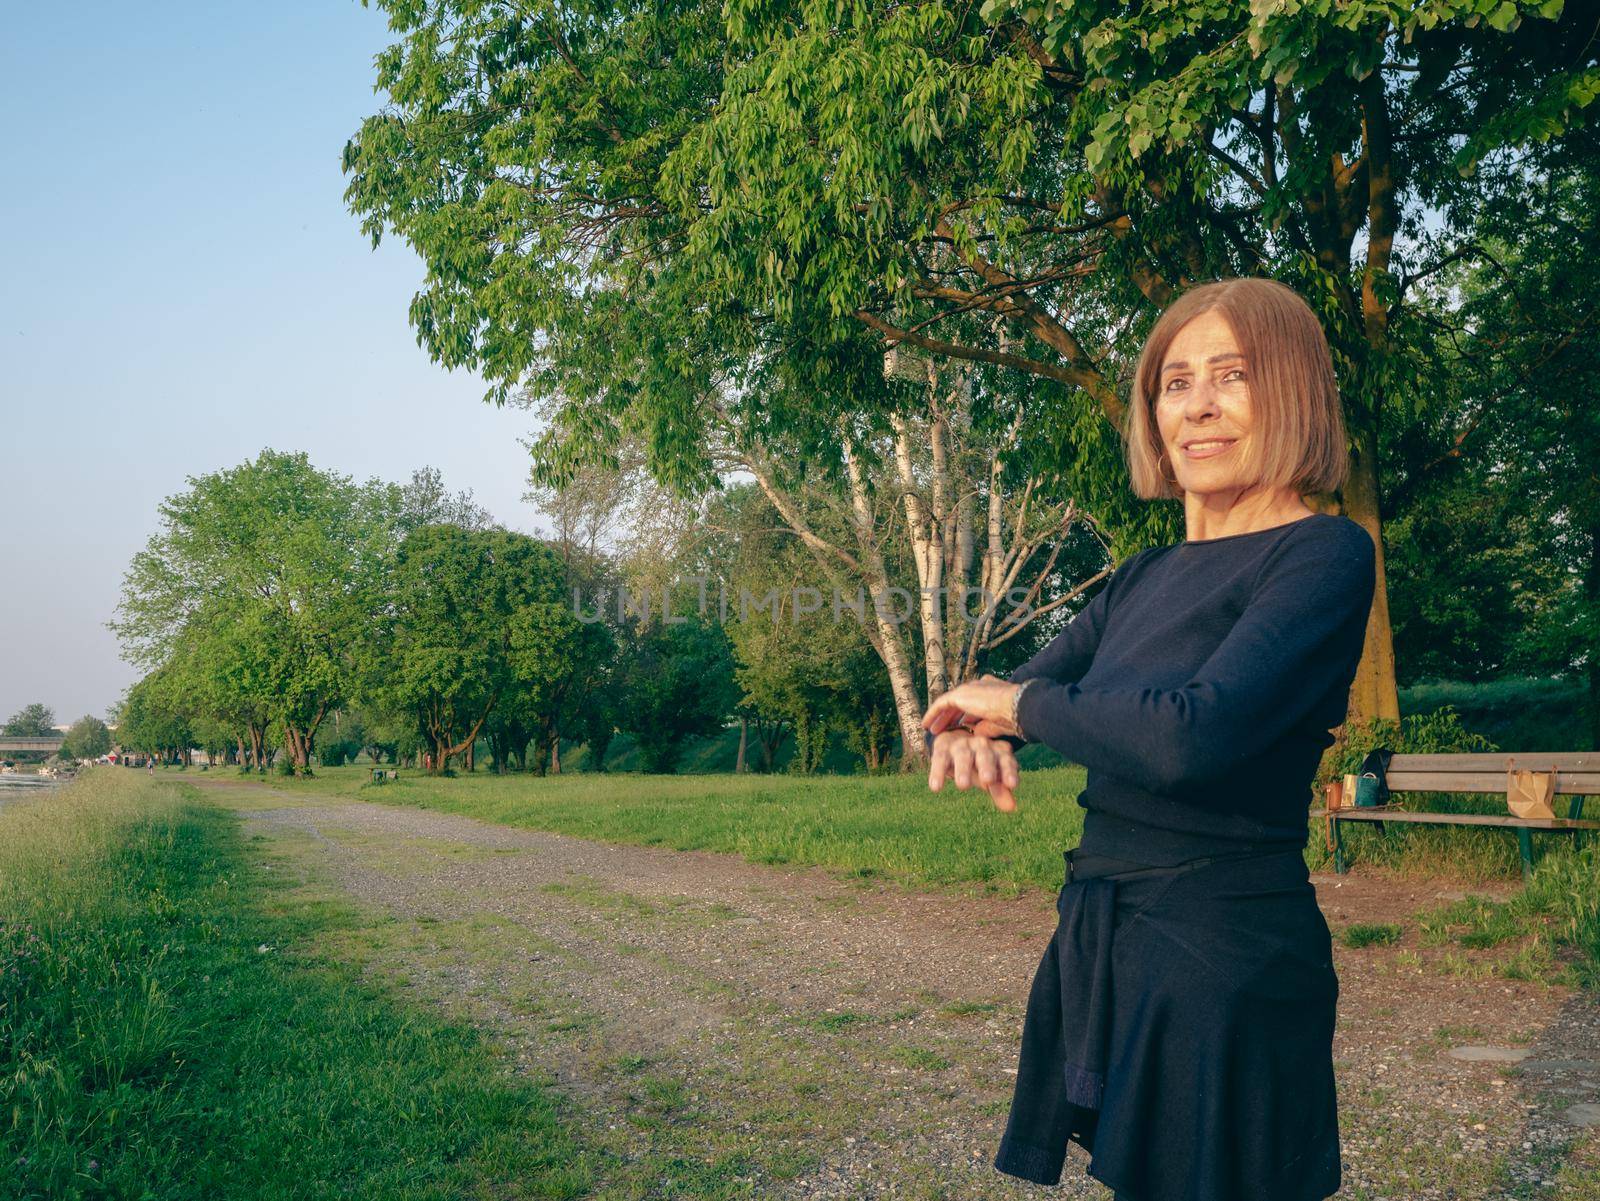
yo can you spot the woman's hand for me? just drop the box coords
[927,729,1023,812]
[921,674,1025,740]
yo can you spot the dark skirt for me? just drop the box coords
[993,845,1341,1201]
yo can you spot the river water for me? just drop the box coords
[0,773,66,810]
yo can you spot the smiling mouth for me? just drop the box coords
[1182,438,1237,457]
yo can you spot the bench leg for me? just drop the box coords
[1331,817,1347,874]
[1517,827,1534,882]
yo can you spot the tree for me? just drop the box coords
[399,466,496,534]
[614,617,738,774]
[189,599,279,772]
[371,525,567,773]
[118,670,194,766]
[111,449,398,775]
[702,483,899,772]
[673,0,1600,732]
[343,0,1116,768]
[3,703,56,737]
[509,605,614,776]
[1383,137,1600,739]
[61,715,111,761]
[344,0,1600,766]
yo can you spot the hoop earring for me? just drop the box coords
[1157,450,1180,491]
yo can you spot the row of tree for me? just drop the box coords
[111,453,970,775]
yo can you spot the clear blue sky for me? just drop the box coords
[1,1,548,725]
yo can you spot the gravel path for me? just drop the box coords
[198,779,1600,1199]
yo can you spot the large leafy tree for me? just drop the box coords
[343,0,1113,768]
[61,715,112,761]
[345,0,1598,765]
[612,616,738,774]
[117,669,195,766]
[161,597,280,771]
[111,449,398,774]
[671,0,1599,729]
[372,524,568,772]
[2,704,56,737]
[702,482,902,772]
[1383,134,1600,733]
[505,602,613,775]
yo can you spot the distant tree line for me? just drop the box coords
[110,452,961,776]
[0,706,109,764]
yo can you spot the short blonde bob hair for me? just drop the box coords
[1123,277,1350,502]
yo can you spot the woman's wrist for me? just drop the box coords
[1009,680,1034,742]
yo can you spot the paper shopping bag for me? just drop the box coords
[1507,769,1557,820]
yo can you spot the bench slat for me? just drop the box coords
[1382,770,1600,796]
[1387,752,1600,773]
[1325,809,1600,830]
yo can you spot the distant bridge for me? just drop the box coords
[0,736,65,753]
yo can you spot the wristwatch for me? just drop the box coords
[1009,679,1034,742]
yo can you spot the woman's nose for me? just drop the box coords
[1185,379,1222,415]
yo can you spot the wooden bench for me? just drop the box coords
[1319,753,1600,881]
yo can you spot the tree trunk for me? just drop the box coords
[1587,520,1600,751]
[890,406,950,701]
[1338,422,1401,728]
[284,725,315,774]
[757,718,785,771]
[530,724,552,777]
[842,435,932,769]
[735,717,748,773]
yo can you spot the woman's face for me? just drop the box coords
[1154,309,1253,496]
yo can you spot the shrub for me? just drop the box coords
[1322,705,1497,787]
[1401,676,1591,753]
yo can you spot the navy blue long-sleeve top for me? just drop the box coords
[1009,512,1377,865]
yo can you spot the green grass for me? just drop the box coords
[235,762,1101,897]
[221,763,1600,989]
[886,1044,953,1072]
[1407,847,1600,988]
[1312,791,1599,881]
[1340,922,1405,948]
[0,768,589,1201]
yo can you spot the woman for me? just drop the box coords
[922,277,1376,1201]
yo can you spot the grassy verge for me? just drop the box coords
[212,762,1097,898]
[217,763,1600,990]
[0,768,589,1201]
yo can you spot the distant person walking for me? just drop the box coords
[922,277,1376,1201]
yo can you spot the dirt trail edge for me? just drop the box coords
[195,778,1600,1200]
